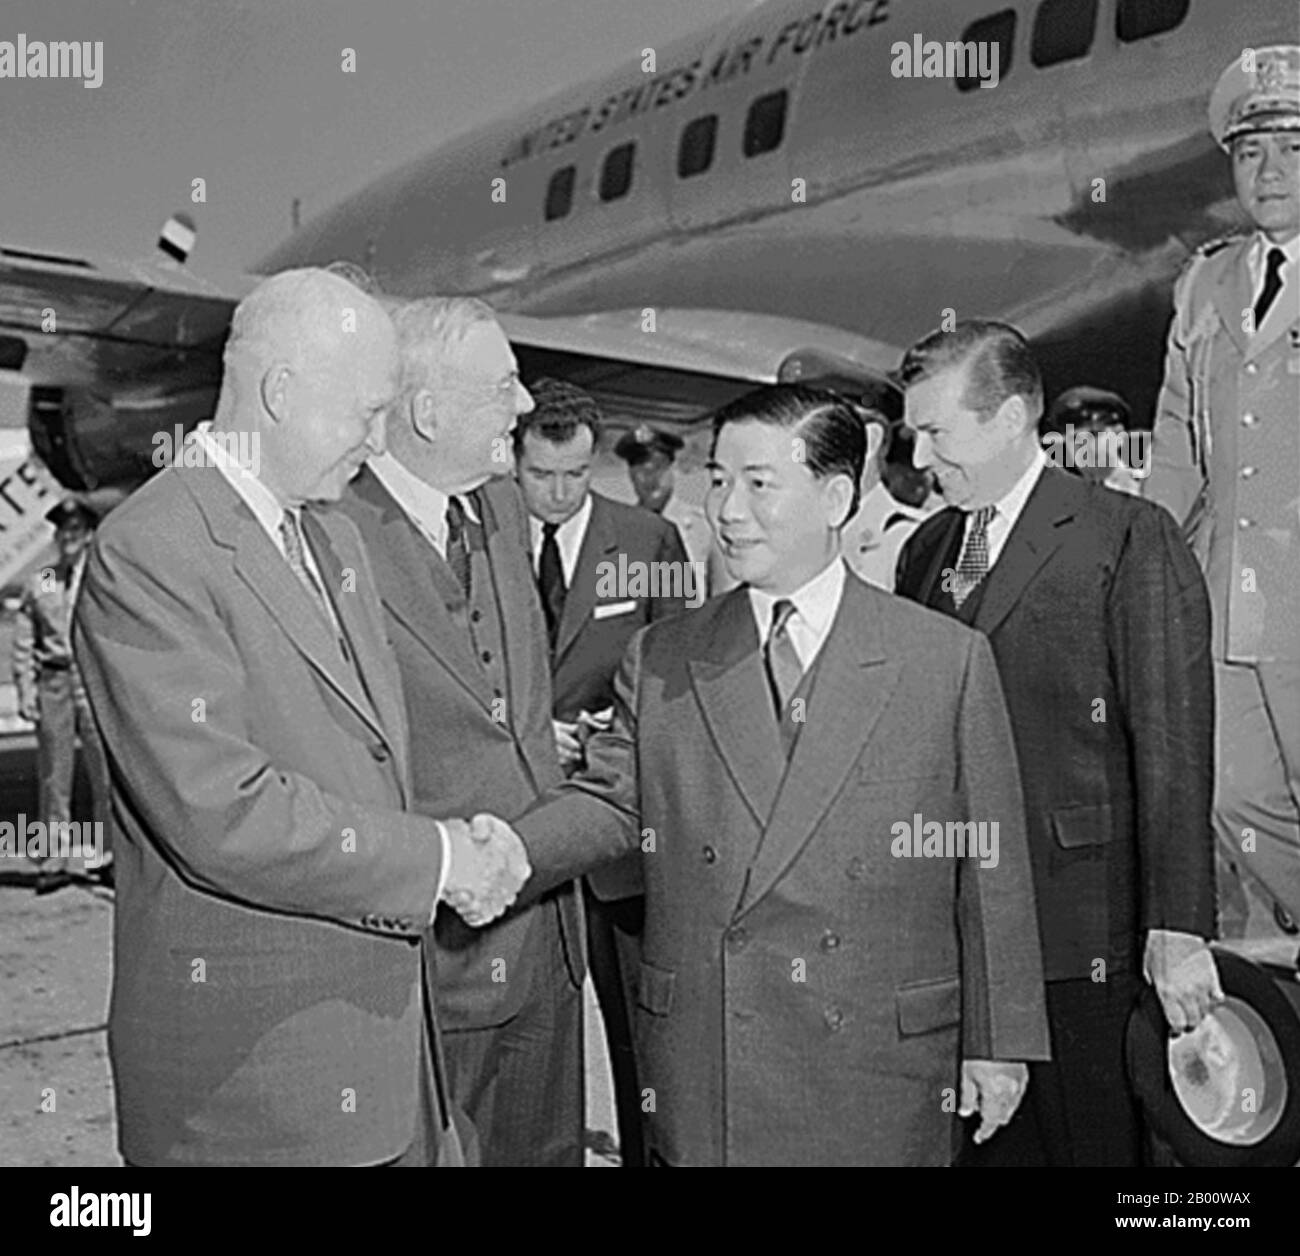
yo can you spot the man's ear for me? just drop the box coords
[260,363,293,424]
[825,472,856,530]
[996,393,1031,435]
[410,388,439,443]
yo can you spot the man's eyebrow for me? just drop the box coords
[741,462,778,474]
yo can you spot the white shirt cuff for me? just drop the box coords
[432,819,451,923]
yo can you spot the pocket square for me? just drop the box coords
[593,600,637,620]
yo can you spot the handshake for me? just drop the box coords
[438,814,529,926]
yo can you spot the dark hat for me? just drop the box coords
[44,497,96,530]
[1046,385,1132,433]
[613,423,684,465]
[1125,947,1300,1166]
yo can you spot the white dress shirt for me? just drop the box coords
[961,445,1048,571]
[368,450,480,559]
[528,492,592,585]
[1247,231,1299,337]
[198,433,451,911]
[748,556,847,671]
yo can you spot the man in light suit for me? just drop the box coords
[515,376,692,1167]
[475,383,1050,1166]
[894,320,1219,1166]
[333,300,586,1166]
[74,270,525,1166]
[1145,47,1300,959]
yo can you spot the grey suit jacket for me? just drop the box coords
[516,572,1050,1165]
[74,462,447,1166]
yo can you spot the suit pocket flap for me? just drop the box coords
[637,959,675,1017]
[1050,803,1113,849]
[594,600,637,620]
[896,975,961,1036]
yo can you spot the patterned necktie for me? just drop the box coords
[538,522,566,648]
[1253,246,1285,329]
[764,599,803,736]
[952,505,997,609]
[279,510,333,623]
[444,496,471,599]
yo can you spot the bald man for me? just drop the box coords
[74,269,526,1166]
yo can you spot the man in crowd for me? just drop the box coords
[74,269,524,1166]
[13,498,111,892]
[895,320,1219,1166]
[1041,385,1144,496]
[334,299,586,1166]
[1145,46,1300,959]
[514,375,691,1167]
[475,383,1049,1166]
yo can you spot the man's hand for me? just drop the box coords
[440,814,531,927]
[552,719,584,772]
[1144,929,1224,1033]
[17,687,38,723]
[960,1060,1029,1145]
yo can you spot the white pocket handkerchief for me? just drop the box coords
[593,600,637,620]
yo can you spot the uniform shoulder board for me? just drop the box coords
[1195,233,1241,259]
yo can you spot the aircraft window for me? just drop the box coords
[1031,0,1097,67]
[956,10,1016,93]
[743,90,787,158]
[600,142,635,201]
[678,114,718,179]
[1116,0,1188,42]
[544,165,576,221]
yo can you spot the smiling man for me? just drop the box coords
[1145,45,1300,963]
[477,383,1049,1166]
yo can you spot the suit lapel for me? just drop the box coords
[181,464,390,747]
[969,468,1075,638]
[687,590,786,831]
[554,494,616,666]
[351,466,496,715]
[911,509,964,606]
[303,509,410,793]
[738,577,901,916]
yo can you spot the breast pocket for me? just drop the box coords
[1049,803,1113,849]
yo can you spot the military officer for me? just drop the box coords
[12,498,112,892]
[1145,45,1300,960]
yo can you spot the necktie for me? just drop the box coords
[764,599,803,737]
[445,496,471,599]
[280,510,333,623]
[1253,246,1285,329]
[538,522,566,648]
[953,505,996,609]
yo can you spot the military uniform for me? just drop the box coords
[1145,46,1300,944]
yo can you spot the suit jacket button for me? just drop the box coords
[820,930,841,952]
[1241,466,1257,479]
[481,650,492,664]
[1241,412,1258,426]
[846,858,866,880]
[369,742,389,762]
[1245,362,1258,374]
[471,610,482,623]
[726,926,748,951]
[702,845,717,864]
[823,1005,844,1031]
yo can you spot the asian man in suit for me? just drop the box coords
[894,319,1220,1166]
[514,376,693,1167]
[470,384,1050,1166]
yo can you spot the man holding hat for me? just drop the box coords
[1146,45,1300,962]
[11,498,111,891]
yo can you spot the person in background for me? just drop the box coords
[1042,385,1144,495]
[614,423,733,596]
[12,498,111,893]
[515,376,691,1167]
[841,411,940,588]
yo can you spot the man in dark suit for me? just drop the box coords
[74,270,525,1166]
[334,299,586,1166]
[894,319,1221,1166]
[514,376,692,1167]
[475,384,1050,1166]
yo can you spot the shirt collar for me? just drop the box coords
[985,445,1047,530]
[749,556,846,646]
[369,451,479,550]
[194,421,284,541]
[1251,231,1300,278]
[529,492,592,553]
